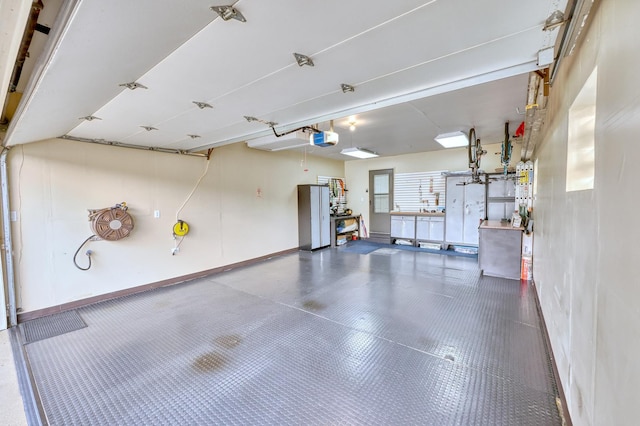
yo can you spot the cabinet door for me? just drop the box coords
[391,216,415,239]
[416,217,430,240]
[462,183,485,245]
[445,177,465,244]
[429,217,444,241]
[319,186,330,247]
[309,186,321,248]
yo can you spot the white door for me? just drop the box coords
[445,177,465,244]
[309,186,321,248]
[430,217,445,241]
[320,186,330,247]
[462,183,486,245]
[416,217,430,240]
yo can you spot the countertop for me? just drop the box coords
[480,220,524,231]
[330,214,360,220]
[390,211,445,217]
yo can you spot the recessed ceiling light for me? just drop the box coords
[434,131,469,148]
[293,53,314,67]
[211,5,246,22]
[341,147,378,159]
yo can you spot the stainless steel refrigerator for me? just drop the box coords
[297,185,330,250]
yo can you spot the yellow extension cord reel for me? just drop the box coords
[173,220,190,237]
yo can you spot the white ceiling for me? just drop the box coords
[4,0,568,160]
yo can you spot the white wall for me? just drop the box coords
[533,1,639,424]
[344,142,517,228]
[9,139,344,313]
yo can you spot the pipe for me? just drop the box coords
[1,148,17,327]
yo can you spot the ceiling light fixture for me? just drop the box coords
[341,84,355,93]
[211,5,246,22]
[119,82,147,90]
[348,116,357,131]
[193,101,213,109]
[294,53,314,67]
[434,131,469,148]
[341,147,378,159]
[543,10,566,31]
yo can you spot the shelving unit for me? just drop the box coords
[485,172,517,221]
[330,214,361,247]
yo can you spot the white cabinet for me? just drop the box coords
[391,215,415,240]
[298,185,330,250]
[416,216,444,241]
[445,176,486,246]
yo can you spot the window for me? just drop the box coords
[566,67,597,192]
[373,174,390,213]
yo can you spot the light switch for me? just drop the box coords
[154,210,161,218]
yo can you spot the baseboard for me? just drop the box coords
[531,280,573,426]
[17,247,299,323]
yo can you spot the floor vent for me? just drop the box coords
[21,310,87,344]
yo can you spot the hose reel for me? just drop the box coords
[88,203,134,241]
[74,202,134,271]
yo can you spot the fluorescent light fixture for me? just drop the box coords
[341,147,378,159]
[434,131,468,148]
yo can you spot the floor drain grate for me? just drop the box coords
[21,310,87,344]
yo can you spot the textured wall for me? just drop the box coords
[8,139,344,313]
[533,1,640,424]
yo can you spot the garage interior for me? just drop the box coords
[0,0,637,425]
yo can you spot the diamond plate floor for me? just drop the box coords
[21,248,561,425]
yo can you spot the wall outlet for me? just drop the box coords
[154,210,161,218]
